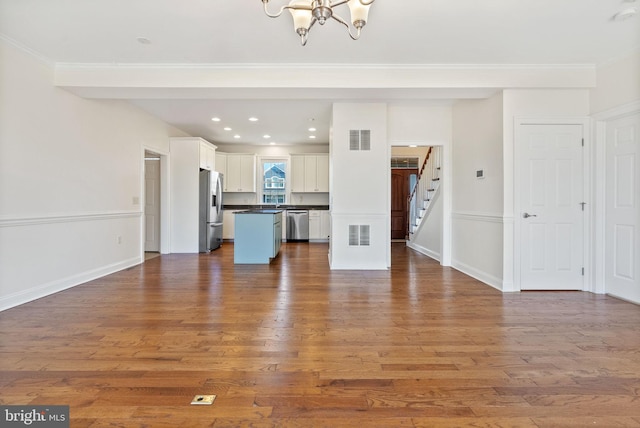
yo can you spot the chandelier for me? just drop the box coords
[261,0,375,46]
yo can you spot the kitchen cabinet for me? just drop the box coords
[169,137,217,253]
[290,155,305,192]
[290,154,329,193]
[225,154,256,192]
[234,210,282,264]
[309,209,330,241]
[320,210,330,240]
[222,209,239,240]
[215,152,227,188]
[199,141,216,170]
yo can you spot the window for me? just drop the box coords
[262,160,287,204]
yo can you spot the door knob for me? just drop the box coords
[522,212,537,218]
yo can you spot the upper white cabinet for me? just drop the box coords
[215,152,227,186]
[291,154,329,193]
[199,141,216,171]
[290,155,306,192]
[225,153,257,192]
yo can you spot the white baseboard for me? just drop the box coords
[0,256,142,311]
[451,259,504,292]
[407,242,441,262]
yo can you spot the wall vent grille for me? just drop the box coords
[349,130,371,151]
[349,225,371,246]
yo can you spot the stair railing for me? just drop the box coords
[407,146,441,237]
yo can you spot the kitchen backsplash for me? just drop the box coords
[223,192,329,206]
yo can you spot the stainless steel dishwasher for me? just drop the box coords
[286,210,309,242]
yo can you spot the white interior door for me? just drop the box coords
[144,155,161,252]
[605,113,640,304]
[519,124,584,290]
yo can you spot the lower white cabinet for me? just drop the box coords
[320,210,330,240]
[222,209,240,240]
[309,210,330,241]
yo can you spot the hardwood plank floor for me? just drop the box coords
[1,243,640,427]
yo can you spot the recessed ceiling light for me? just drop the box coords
[233,135,241,139]
[409,145,417,148]
[263,134,271,139]
[308,127,316,132]
[269,142,276,145]
[211,117,221,122]
[224,127,232,131]
[248,117,259,122]
[309,135,316,139]
[136,37,151,44]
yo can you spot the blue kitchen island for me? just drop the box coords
[234,209,283,264]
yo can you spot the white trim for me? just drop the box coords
[591,101,640,296]
[513,117,591,293]
[55,62,598,71]
[257,155,290,206]
[406,241,441,262]
[0,256,142,312]
[440,143,452,266]
[0,211,141,227]
[141,145,171,255]
[54,64,596,96]
[451,211,504,223]
[592,100,640,121]
[0,34,54,66]
[451,259,505,292]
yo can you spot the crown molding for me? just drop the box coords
[0,34,54,67]
[54,61,597,72]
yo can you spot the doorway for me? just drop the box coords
[516,123,585,290]
[391,168,417,240]
[144,150,161,253]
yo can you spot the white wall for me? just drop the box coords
[169,138,201,253]
[330,103,389,270]
[590,51,640,115]
[451,93,504,289]
[388,103,453,145]
[0,38,186,310]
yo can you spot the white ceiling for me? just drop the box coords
[1,0,639,145]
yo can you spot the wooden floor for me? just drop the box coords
[1,243,640,427]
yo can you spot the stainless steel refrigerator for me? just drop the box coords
[199,170,224,252]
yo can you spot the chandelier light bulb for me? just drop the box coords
[262,0,375,45]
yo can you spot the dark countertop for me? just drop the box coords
[234,209,284,215]
[225,205,330,211]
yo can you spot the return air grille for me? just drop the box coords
[349,225,370,246]
[349,130,371,151]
